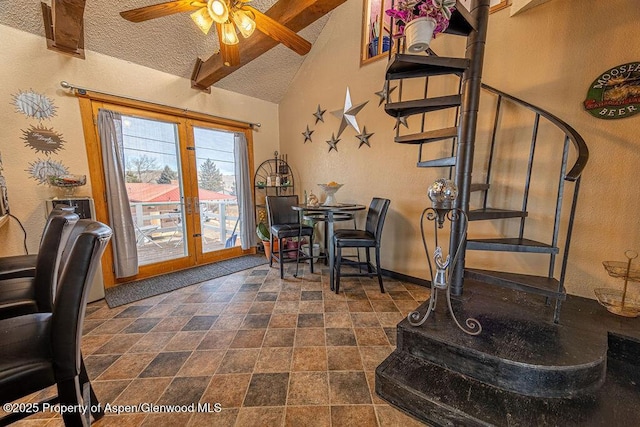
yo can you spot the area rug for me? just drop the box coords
[104,254,268,308]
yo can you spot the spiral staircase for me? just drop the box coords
[375,1,640,426]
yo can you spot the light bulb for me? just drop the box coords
[428,178,458,210]
[190,8,213,35]
[232,10,256,38]
[207,0,229,24]
[221,21,239,45]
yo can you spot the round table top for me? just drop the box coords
[292,203,366,212]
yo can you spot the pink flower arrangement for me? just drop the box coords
[386,0,456,37]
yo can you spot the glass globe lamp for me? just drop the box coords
[428,178,458,210]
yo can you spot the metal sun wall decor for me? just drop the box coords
[583,62,640,120]
[22,125,65,155]
[26,158,69,185]
[12,89,57,121]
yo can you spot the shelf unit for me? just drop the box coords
[254,152,294,228]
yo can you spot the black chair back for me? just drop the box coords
[266,195,300,226]
[365,198,391,242]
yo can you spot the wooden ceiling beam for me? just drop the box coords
[191,0,348,90]
[41,0,86,58]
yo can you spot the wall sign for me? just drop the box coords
[584,62,640,120]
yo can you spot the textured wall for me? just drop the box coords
[0,24,280,257]
[278,0,640,299]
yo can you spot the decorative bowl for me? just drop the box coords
[594,288,640,317]
[318,183,343,206]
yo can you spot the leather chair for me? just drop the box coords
[266,195,315,279]
[333,198,390,294]
[0,211,79,320]
[0,204,76,281]
[0,220,112,426]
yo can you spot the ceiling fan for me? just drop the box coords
[120,0,312,67]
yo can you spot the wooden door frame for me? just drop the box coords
[77,93,256,288]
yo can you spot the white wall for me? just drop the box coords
[0,24,280,256]
[279,0,640,299]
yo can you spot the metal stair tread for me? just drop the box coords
[386,54,470,80]
[417,157,456,168]
[394,127,458,144]
[444,4,477,35]
[385,95,462,118]
[467,238,560,254]
[467,208,528,221]
[465,268,564,299]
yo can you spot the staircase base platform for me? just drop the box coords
[376,281,640,426]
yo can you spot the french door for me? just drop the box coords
[81,99,254,287]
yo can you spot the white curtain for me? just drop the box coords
[234,132,257,249]
[98,109,139,277]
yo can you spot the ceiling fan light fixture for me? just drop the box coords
[208,0,229,24]
[221,21,239,45]
[232,10,256,39]
[190,8,214,35]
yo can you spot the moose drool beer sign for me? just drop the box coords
[584,62,640,120]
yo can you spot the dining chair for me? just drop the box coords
[0,219,112,426]
[332,198,390,294]
[0,211,79,320]
[0,204,76,281]
[266,195,315,278]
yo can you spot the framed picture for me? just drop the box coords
[458,0,510,13]
[360,0,393,65]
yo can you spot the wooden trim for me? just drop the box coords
[490,0,510,13]
[77,95,257,288]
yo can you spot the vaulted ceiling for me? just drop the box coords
[0,0,348,103]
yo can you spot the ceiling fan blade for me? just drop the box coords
[120,1,204,23]
[244,6,311,56]
[215,23,240,67]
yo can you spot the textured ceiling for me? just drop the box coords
[0,0,330,103]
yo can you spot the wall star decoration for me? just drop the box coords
[12,89,57,121]
[313,105,326,124]
[26,158,68,185]
[302,125,314,143]
[22,125,65,155]
[356,127,374,148]
[394,116,409,130]
[331,87,368,137]
[326,133,340,152]
[375,81,397,106]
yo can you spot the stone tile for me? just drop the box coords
[171,304,204,317]
[217,349,260,374]
[92,379,131,405]
[331,405,378,427]
[376,311,405,327]
[371,300,400,312]
[324,312,353,328]
[263,328,295,348]
[301,291,323,301]
[229,329,266,348]
[248,301,276,314]
[324,300,349,313]
[201,374,251,407]
[284,406,331,427]
[329,371,372,404]
[207,292,235,303]
[129,332,176,353]
[243,373,289,406]
[114,305,153,318]
[388,290,415,300]
[366,371,386,405]
[223,302,252,315]
[347,300,374,312]
[255,347,293,373]
[235,407,284,427]
[113,377,172,406]
[96,413,148,426]
[211,314,245,330]
[384,327,397,346]
[239,283,261,292]
[150,316,191,332]
[84,354,120,379]
[287,372,329,405]
[256,292,278,301]
[232,291,258,302]
[354,327,391,346]
[375,404,427,426]
[195,303,227,316]
[292,347,327,371]
[181,315,218,331]
[294,328,326,347]
[89,318,135,335]
[139,351,191,378]
[197,330,236,350]
[157,376,210,406]
[327,346,363,371]
[273,300,300,313]
[141,412,192,426]
[297,313,324,328]
[325,328,357,346]
[188,409,238,427]
[344,291,368,300]
[98,352,156,380]
[299,301,325,313]
[163,331,206,351]
[269,313,298,328]
[94,334,144,355]
[241,314,272,329]
[177,350,225,376]
[359,346,394,371]
[351,312,381,327]
[81,334,114,355]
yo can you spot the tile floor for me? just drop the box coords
[7,261,432,426]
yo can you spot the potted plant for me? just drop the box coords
[386,0,456,53]
[257,222,278,260]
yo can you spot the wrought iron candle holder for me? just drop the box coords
[408,178,482,336]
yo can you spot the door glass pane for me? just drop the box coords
[193,127,238,254]
[121,115,187,266]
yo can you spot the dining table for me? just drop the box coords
[292,203,366,292]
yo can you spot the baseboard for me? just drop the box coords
[381,269,431,287]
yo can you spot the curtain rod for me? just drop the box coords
[59,81,261,129]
